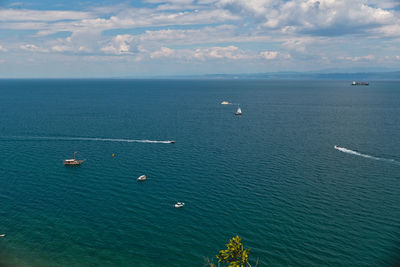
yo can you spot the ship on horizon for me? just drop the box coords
[352,81,369,86]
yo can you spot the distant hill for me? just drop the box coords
[167,71,400,80]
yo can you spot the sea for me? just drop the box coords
[0,79,399,266]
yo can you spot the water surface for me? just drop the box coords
[0,79,399,266]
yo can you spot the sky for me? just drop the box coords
[0,0,399,77]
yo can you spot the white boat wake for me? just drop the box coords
[2,136,175,144]
[334,145,400,165]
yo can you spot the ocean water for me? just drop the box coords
[0,79,399,266]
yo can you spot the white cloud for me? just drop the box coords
[0,9,93,21]
[191,45,250,60]
[150,47,175,58]
[0,5,244,58]
[260,51,279,59]
[369,24,400,37]
[146,45,254,61]
[51,45,74,52]
[101,35,134,55]
[367,0,400,9]
[217,0,399,36]
[20,44,48,52]
[0,1,398,76]
[0,59,5,63]
[144,0,194,4]
[27,8,238,37]
[0,45,7,52]
[136,25,237,45]
[338,55,375,61]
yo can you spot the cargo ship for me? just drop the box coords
[352,81,369,86]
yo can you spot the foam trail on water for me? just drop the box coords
[2,136,175,144]
[334,145,400,165]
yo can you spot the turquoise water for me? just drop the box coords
[0,80,399,266]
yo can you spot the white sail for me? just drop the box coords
[235,106,242,115]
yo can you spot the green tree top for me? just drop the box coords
[216,235,250,267]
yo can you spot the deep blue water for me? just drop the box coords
[0,79,399,266]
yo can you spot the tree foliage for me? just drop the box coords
[216,235,250,267]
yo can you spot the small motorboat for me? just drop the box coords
[137,175,147,182]
[0,234,5,238]
[169,140,175,144]
[174,202,185,208]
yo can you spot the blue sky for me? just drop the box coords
[0,0,399,77]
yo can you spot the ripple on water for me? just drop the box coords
[0,80,399,266]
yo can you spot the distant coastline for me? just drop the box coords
[1,71,399,80]
[164,71,400,81]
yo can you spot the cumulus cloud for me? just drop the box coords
[369,24,400,37]
[217,0,398,36]
[150,47,175,58]
[191,45,250,60]
[147,45,254,61]
[51,45,75,52]
[0,9,92,21]
[136,25,237,45]
[0,45,7,52]
[367,0,400,9]
[144,0,194,4]
[260,51,279,59]
[31,8,239,36]
[101,35,135,55]
[0,1,398,75]
[20,44,48,52]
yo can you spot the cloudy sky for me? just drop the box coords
[0,0,399,77]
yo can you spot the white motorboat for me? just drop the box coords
[137,175,147,181]
[174,202,185,208]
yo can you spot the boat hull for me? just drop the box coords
[64,160,84,166]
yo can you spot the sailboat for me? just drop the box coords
[64,151,85,166]
[235,105,242,115]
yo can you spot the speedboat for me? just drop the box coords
[137,175,147,182]
[0,234,5,237]
[174,202,185,208]
[169,140,175,144]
